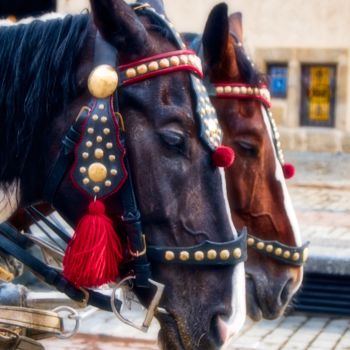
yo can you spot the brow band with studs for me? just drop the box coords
[119,50,203,86]
[214,83,271,108]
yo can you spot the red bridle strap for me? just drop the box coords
[214,83,271,108]
[119,50,203,86]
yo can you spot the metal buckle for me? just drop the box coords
[128,234,147,258]
[110,276,165,332]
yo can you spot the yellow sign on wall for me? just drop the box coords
[308,67,332,122]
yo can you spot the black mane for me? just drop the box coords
[0,15,89,187]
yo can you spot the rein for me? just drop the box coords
[0,4,247,333]
[189,33,309,267]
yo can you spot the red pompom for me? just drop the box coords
[283,163,295,179]
[63,200,123,288]
[212,145,235,168]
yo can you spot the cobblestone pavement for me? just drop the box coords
[41,152,350,349]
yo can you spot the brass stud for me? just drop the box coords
[194,251,205,261]
[88,162,107,182]
[159,58,170,68]
[99,104,105,110]
[105,180,112,187]
[257,242,265,250]
[82,152,89,159]
[88,65,119,99]
[101,116,108,123]
[80,167,86,174]
[96,136,103,143]
[83,178,90,185]
[302,248,309,262]
[220,250,230,260]
[241,86,247,94]
[216,86,224,94]
[283,250,291,259]
[170,56,180,66]
[233,86,240,94]
[233,248,242,259]
[224,86,232,94]
[126,68,137,79]
[207,250,217,260]
[180,55,188,64]
[247,87,253,95]
[87,128,94,134]
[165,251,175,261]
[106,142,113,149]
[92,114,99,121]
[86,141,93,148]
[254,88,260,95]
[266,244,274,253]
[292,252,300,261]
[109,155,116,161]
[93,186,100,193]
[94,148,104,159]
[103,128,111,135]
[137,64,148,75]
[111,169,118,176]
[179,251,189,261]
[275,248,282,256]
[148,61,159,71]
[247,237,255,246]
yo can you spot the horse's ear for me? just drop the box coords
[202,3,229,68]
[90,0,152,56]
[202,3,239,79]
[229,12,243,44]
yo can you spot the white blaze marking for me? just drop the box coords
[0,182,20,223]
[261,106,302,246]
[219,169,246,339]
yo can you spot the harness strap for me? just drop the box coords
[0,306,62,336]
[0,230,121,313]
[148,228,247,265]
[247,234,309,266]
[0,328,44,350]
[43,107,90,203]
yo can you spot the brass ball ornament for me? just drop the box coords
[88,65,119,99]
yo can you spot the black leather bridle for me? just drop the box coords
[0,3,247,331]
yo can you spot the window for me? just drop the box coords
[0,0,56,20]
[300,64,336,127]
[267,63,288,98]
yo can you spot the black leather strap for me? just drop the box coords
[247,234,309,267]
[43,107,90,203]
[0,228,121,312]
[148,229,247,265]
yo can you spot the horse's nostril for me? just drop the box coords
[280,278,293,305]
[209,315,231,347]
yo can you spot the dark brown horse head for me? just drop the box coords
[0,1,245,348]
[201,3,304,321]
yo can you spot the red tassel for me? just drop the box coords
[212,145,235,168]
[283,163,295,179]
[63,200,123,288]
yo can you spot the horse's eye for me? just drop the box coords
[236,141,259,157]
[159,129,186,152]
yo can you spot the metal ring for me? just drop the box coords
[53,306,80,339]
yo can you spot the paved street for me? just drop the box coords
[39,151,350,349]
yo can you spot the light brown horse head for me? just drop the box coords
[201,3,304,321]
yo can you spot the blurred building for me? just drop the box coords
[1,0,349,152]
